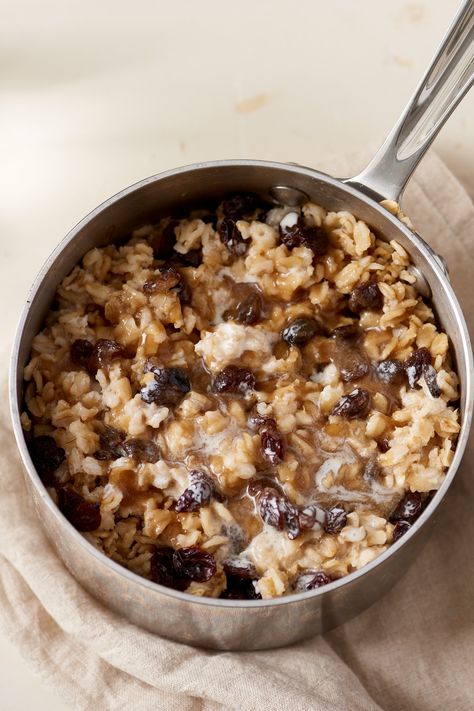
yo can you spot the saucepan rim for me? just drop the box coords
[9,158,474,609]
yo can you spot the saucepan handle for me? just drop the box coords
[344,0,474,203]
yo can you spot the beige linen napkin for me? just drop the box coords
[1,151,473,711]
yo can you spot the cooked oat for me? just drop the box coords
[22,195,460,599]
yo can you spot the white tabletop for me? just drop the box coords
[2,1,473,708]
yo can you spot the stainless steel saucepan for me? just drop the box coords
[9,1,474,650]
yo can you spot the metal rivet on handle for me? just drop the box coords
[406,265,432,299]
[270,185,309,206]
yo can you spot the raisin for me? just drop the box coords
[258,488,300,538]
[121,438,160,463]
[212,365,255,394]
[332,324,359,339]
[234,291,263,325]
[392,520,412,542]
[88,339,127,372]
[377,438,390,453]
[150,220,178,260]
[222,193,258,220]
[303,226,330,255]
[390,492,422,522]
[57,488,101,532]
[260,419,284,465]
[375,359,405,385]
[404,347,431,389]
[29,435,65,484]
[224,560,258,580]
[218,218,247,256]
[222,560,261,599]
[349,281,383,314]
[423,364,441,398]
[285,505,302,540]
[150,547,179,589]
[247,475,284,497]
[333,332,369,382]
[93,426,126,460]
[258,488,286,530]
[281,317,320,345]
[331,387,371,419]
[279,215,306,250]
[247,411,268,431]
[70,339,94,368]
[140,366,190,406]
[175,470,221,512]
[143,266,181,294]
[295,571,333,591]
[298,504,327,531]
[171,247,202,267]
[279,214,329,255]
[172,547,216,582]
[324,506,347,534]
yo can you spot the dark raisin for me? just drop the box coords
[218,218,247,256]
[423,364,441,398]
[248,475,285,497]
[332,333,369,382]
[281,317,320,345]
[375,359,405,385]
[363,458,381,481]
[331,387,371,419]
[258,488,286,530]
[88,339,127,372]
[349,281,384,314]
[140,366,190,406]
[404,347,431,388]
[143,266,181,294]
[258,488,300,538]
[150,220,178,260]
[377,438,391,453]
[212,365,255,394]
[234,291,263,325]
[223,560,258,580]
[29,435,65,484]
[150,547,178,588]
[222,193,258,220]
[122,438,160,463]
[303,226,330,255]
[172,547,216,582]
[332,324,359,339]
[324,506,347,534]
[341,358,369,382]
[247,411,268,431]
[93,426,126,460]
[57,488,101,532]
[222,560,261,599]
[295,571,333,591]
[171,247,202,268]
[392,520,412,542]
[175,470,221,512]
[70,339,94,368]
[298,504,327,531]
[260,419,284,465]
[390,492,422,522]
[279,215,307,250]
[279,215,329,255]
[285,506,303,540]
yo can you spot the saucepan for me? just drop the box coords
[9,1,474,649]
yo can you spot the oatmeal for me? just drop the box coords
[22,194,460,599]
